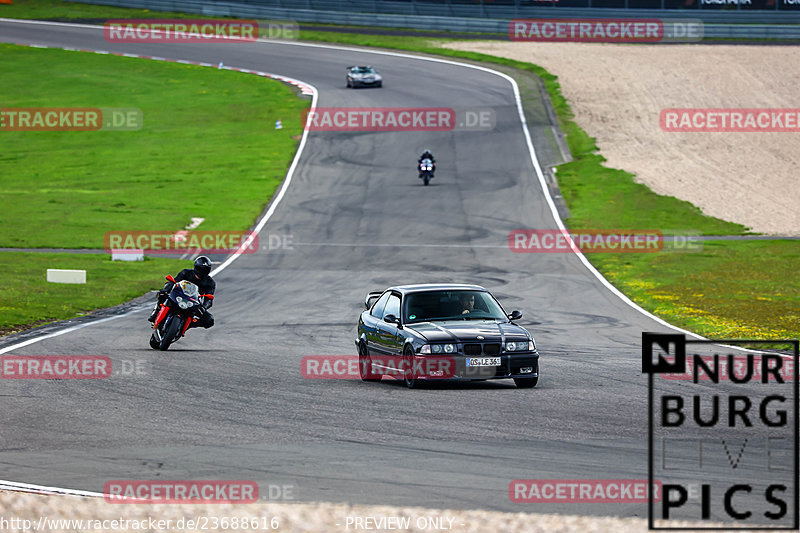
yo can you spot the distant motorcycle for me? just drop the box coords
[418,158,435,186]
[149,275,214,351]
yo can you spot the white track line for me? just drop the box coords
[0,309,145,355]
[0,16,791,499]
[0,20,317,356]
[0,480,104,498]
[0,21,778,356]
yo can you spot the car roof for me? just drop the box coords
[386,283,488,295]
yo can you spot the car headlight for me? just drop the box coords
[443,344,455,353]
[431,344,442,354]
[505,341,517,352]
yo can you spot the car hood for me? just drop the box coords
[406,320,529,343]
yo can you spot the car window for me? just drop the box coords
[383,294,401,321]
[370,292,390,318]
[404,290,507,323]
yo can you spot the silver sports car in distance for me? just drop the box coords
[346,65,383,88]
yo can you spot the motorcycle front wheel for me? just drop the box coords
[159,316,181,351]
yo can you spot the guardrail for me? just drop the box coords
[74,0,800,38]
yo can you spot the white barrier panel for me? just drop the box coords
[46,269,86,284]
[111,249,144,261]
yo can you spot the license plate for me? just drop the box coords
[466,357,501,367]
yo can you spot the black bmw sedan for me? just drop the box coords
[355,284,539,389]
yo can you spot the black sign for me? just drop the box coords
[644,333,798,530]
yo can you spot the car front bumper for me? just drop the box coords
[410,352,539,381]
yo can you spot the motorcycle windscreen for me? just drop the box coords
[176,280,200,299]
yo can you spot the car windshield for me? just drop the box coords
[404,290,507,323]
[353,67,375,74]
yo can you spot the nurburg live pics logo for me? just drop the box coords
[642,332,799,530]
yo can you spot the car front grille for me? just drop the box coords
[463,343,502,356]
[464,344,481,356]
[483,343,501,356]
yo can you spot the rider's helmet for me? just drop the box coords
[422,149,433,158]
[193,256,212,278]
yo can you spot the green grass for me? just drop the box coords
[0,43,308,248]
[0,252,186,335]
[0,0,204,20]
[591,240,800,340]
[555,156,748,234]
[0,42,308,333]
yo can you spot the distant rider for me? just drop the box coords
[418,149,436,175]
[148,255,215,328]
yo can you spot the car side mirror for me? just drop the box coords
[384,314,400,325]
[508,310,523,321]
[365,291,382,309]
[166,275,175,283]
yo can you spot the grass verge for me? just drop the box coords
[0,252,186,336]
[592,240,799,340]
[0,43,308,248]
[0,42,308,333]
[0,0,203,20]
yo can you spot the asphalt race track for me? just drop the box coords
[0,20,795,524]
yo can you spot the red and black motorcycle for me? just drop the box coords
[149,275,214,351]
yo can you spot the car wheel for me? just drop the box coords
[377,81,382,88]
[346,78,351,88]
[403,347,417,389]
[513,377,538,388]
[358,342,381,382]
